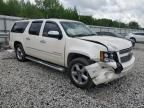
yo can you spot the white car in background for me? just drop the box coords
[96,32,135,47]
[126,32,144,43]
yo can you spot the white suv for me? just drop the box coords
[126,32,144,43]
[9,19,135,89]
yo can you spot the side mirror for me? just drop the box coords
[48,31,62,40]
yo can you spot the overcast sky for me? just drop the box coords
[29,0,144,27]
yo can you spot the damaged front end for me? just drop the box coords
[85,51,135,85]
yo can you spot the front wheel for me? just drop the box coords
[68,58,94,89]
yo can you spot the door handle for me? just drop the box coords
[26,37,30,40]
[40,40,46,44]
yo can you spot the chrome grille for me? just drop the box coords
[120,53,133,63]
[119,47,133,63]
[119,47,132,54]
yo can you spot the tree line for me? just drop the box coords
[0,0,140,29]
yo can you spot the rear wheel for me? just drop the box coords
[68,57,93,89]
[15,44,26,62]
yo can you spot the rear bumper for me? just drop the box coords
[85,56,135,85]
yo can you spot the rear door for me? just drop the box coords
[24,21,43,58]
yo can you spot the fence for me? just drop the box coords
[0,30,10,49]
[0,15,24,49]
[89,25,144,36]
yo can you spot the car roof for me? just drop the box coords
[15,18,80,23]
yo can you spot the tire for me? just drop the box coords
[15,44,26,62]
[130,38,136,43]
[68,57,94,89]
[130,38,136,47]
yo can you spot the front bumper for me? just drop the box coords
[85,56,135,85]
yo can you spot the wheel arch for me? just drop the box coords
[14,41,22,49]
[130,37,136,42]
[67,53,92,66]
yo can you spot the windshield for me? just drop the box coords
[60,21,96,37]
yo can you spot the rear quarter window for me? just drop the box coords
[134,33,144,36]
[11,22,29,33]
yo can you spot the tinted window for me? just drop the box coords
[134,33,144,36]
[43,22,60,37]
[29,21,42,35]
[11,22,29,33]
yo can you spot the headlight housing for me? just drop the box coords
[100,51,115,62]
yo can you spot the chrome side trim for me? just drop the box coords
[25,56,65,72]
[26,47,62,56]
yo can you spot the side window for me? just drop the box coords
[29,21,43,36]
[139,33,144,36]
[134,33,139,35]
[43,22,61,37]
[11,22,29,33]
[142,33,144,36]
[134,33,144,36]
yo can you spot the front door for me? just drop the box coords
[135,33,144,42]
[38,21,65,66]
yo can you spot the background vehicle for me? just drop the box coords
[125,32,144,43]
[96,31,124,38]
[96,31,135,47]
[9,19,135,89]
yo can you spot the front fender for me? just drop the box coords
[65,50,91,67]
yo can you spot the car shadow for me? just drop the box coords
[85,76,129,98]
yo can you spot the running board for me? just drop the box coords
[25,56,65,72]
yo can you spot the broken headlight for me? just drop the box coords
[100,51,115,62]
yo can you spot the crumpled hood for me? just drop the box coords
[79,36,132,51]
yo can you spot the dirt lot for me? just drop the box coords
[135,43,144,51]
[0,44,144,108]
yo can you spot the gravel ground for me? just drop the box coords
[0,49,144,108]
[134,43,144,51]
